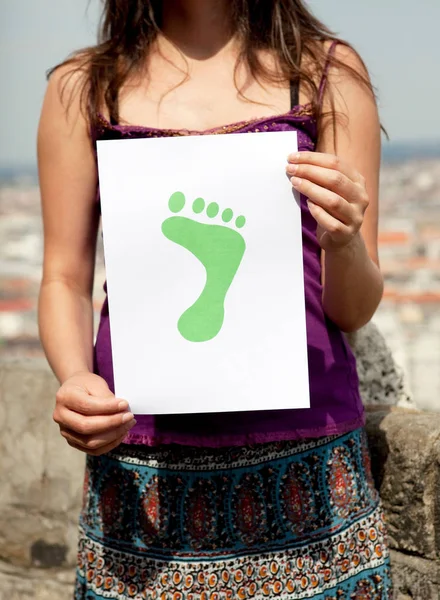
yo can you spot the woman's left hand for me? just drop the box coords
[286,152,369,252]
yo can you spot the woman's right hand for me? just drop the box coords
[53,372,137,456]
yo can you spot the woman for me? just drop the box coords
[38,1,391,598]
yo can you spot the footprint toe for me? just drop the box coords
[235,215,246,229]
[221,208,233,223]
[207,202,220,218]
[169,191,186,213]
[192,197,205,214]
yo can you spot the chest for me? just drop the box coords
[116,51,292,131]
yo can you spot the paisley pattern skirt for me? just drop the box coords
[75,428,392,599]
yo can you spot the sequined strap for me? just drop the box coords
[318,40,339,104]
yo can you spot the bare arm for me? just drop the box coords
[38,66,135,454]
[319,45,383,331]
[288,45,383,332]
[38,66,99,382]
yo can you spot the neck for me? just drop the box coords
[159,0,235,59]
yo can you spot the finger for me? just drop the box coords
[54,406,135,436]
[291,177,355,225]
[67,434,127,456]
[286,164,363,204]
[60,419,136,451]
[59,386,129,416]
[287,152,360,184]
[306,201,352,243]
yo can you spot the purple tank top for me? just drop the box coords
[92,100,365,447]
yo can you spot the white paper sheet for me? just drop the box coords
[97,132,310,414]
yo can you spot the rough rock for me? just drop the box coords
[0,560,74,600]
[389,550,440,600]
[365,408,440,560]
[0,357,84,569]
[346,321,415,409]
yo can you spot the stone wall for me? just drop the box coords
[0,334,439,599]
[366,409,440,598]
[0,358,84,599]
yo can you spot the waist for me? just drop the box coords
[122,410,365,447]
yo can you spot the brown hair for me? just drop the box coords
[51,0,376,137]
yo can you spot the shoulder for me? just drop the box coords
[324,40,366,69]
[320,40,373,99]
[302,39,371,98]
[39,55,92,147]
[316,40,380,153]
[44,54,91,125]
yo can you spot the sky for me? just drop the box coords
[0,0,439,166]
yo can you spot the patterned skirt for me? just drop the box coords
[75,428,392,599]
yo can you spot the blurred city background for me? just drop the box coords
[1,0,439,411]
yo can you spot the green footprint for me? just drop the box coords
[161,191,246,342]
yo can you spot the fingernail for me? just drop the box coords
[124,418,137,429]
[118,400,129,411]
[291,176,302,188]
[287,164,298,174]
[122,412,134,423]
[288,152,301,162]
